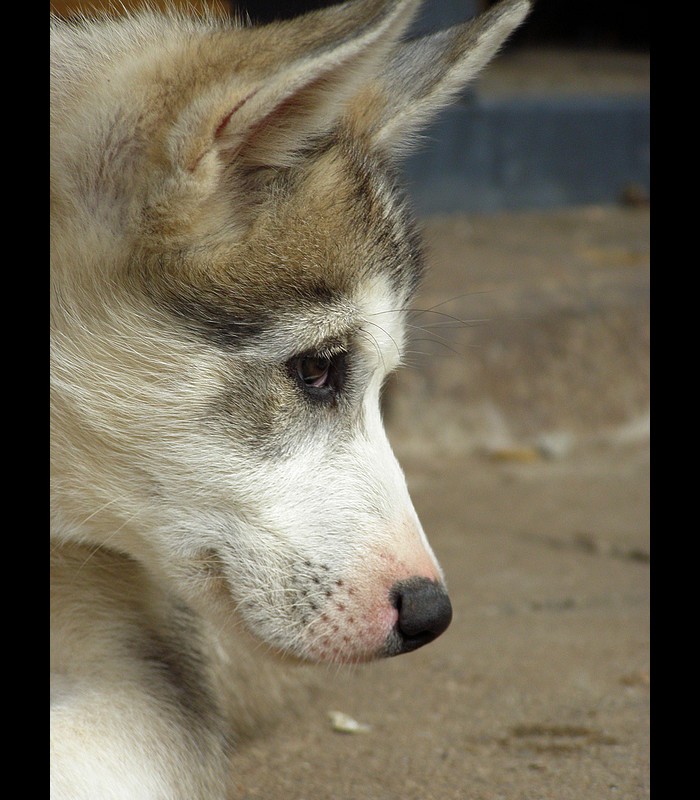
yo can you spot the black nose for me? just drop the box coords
[390,577,452,654]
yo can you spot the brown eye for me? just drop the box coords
[296,355,330,388]
[288,348,347,403]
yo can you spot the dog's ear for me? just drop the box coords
[168,0,421,180]
[346,0,531,155]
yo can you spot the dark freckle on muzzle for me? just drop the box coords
[386,577,452,656]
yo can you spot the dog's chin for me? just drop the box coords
[255,635,392,667]
[253,641,386,668]
[235,608,400,667]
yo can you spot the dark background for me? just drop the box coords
[234,1,649,50]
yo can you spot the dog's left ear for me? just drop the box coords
[347,0,531,154]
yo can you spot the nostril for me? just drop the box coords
[390,577,452,654]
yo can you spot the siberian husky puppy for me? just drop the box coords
[50,1,530,797]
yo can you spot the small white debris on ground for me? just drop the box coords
[328,711,372,734]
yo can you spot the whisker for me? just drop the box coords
[403,322,462,348]
[410,317,492,329]
[408,341,463,358]
[408,308,490,328]
[357,327,387,372]
[414,290,495,314]
[361,318,404,363]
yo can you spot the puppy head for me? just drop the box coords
[50,0,530,662]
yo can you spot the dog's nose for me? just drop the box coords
[391,577,452,653]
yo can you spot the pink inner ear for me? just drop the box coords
[214,89,260,140]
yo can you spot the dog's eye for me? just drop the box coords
[288,349,346,402]
[297,355,331,388]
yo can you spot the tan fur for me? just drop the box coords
[50,2,530,797]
